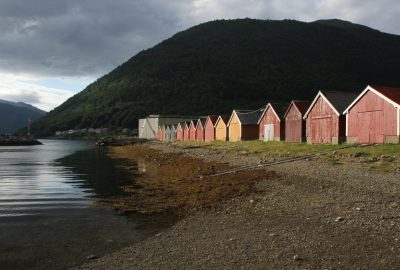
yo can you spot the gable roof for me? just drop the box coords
[177,122,184,131]
[258,102,289,123]
[283,100,312,118]
[214,115,230,127]
[344,85,400,113]
[228,109,264,126]
[184,121,191,129]
[190,119,199,129]
[196,117,208,129]
[304,90,358,118]
[205,115,219,127]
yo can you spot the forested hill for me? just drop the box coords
[0,100,46,134]
[30,18,400,136]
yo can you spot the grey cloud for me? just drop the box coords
[1,90,41,105]
[0,0,183,77]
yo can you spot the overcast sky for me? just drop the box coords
[0,0,399,111]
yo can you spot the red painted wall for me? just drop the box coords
[157,128,163,141]
[306,96,341,144]
[347,90,397,143]
[259,107,284,140]
[189,124,196,141]
[183,125,190,141]
[177,125,183,141]
[196,124,204,141]
[285,105,305,143]
[204,117,216,142]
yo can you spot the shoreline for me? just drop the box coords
[0,136,42,146]
[75,141,400,269]
[96,142,273,215]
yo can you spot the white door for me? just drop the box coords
[264,124,274,141]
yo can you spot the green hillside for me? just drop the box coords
[0,100,46,134]
[30,18,400,136]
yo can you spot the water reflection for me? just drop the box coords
[56,148,138,197]
[0,139,173,270]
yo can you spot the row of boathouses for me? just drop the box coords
[139,85,400,144]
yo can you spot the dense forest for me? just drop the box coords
[29,18,400,136]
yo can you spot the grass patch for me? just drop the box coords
[174,141,400,160]
[339,144,400,159]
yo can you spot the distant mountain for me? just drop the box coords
[0,100,46,134]
[30,18,400,136]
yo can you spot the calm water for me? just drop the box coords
[0,139,174,270]
[0,140,94,219]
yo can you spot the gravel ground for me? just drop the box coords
[73,142,400,269]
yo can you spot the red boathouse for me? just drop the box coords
[195,118,207,142]
[189,120,198,141]
[183,122,190,141]
[176,122,184,141]
[304,91,358,144]
[344,85,400,144]
[204,115,219,142]
[284,101,311,143]
[258,103,288,141]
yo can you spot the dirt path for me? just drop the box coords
[75,142,400,269]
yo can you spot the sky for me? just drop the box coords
[1,0,399,111]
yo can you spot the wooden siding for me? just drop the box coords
[215,120,228,141]
[157,127,163,141]
[183,125,190,141]
[306,96,341,144]
[189,124,196,141]
[229,113,241,142]
[347,90,397,143]
[285,105,305,143]
[196,125,205,141]
[204,119,215,142]
[176,124,184,141]
[259,107,284,141]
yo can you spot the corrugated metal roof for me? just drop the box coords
[149,114,199,118]
[190,119,199,128]
[220,115,230,124]
[292,100,312,115]
[371,85,400,106]
[236,110,263,125]
[322,91,359,114]
[196,117,207,128]
[206,115,219,126]
[268,102,289,119]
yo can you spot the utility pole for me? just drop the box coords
[27,118,31,137]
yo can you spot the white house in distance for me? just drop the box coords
[138,115,197,139]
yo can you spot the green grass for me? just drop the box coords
[339,144,400,158]
[174,140,400,159]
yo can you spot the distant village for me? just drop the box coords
[55,128,110,136]
[139,85,400,145]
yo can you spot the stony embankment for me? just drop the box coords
[0,135,42,146]
[75,141,400,270]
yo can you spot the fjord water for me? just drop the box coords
[0,140,94,219]
[0,140,170,270]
